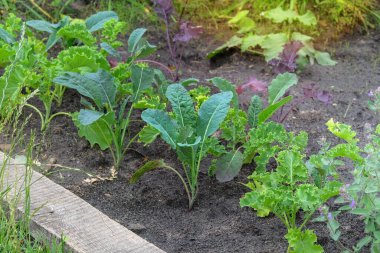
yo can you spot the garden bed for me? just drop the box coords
[7,27,378,253]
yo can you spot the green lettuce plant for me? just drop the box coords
[131,83,233,209]
[240,121,342,252]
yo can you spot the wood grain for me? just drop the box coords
[0,152,165,253]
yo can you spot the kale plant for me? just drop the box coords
[131,82,232,209]
[241,121,342,252]
[54,28,161,169]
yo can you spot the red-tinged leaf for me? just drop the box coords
[236,77,267,95]
[303,83,333,105]
[269,41,303,74]
[173,22,203,43]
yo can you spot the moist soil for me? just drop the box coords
[3,29,380,252]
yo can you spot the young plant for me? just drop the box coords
[130,83,233,209]
[209,73,299,182]
[26,11,118,50]
[208,3,336,70]
[152,0,202,80]
[314,120,380,253]
[53,28,161,169]
[240,121,342,252]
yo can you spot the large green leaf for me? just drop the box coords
[78,109,104,125]
[208,77,239,109]
[85,11,118,32]
[73,111,115,150]
[215,150,244,182]
[0,28,15,44]
[131,65,154,101]
[196,91,233,139]
[248,95,263,128]
[128,28,147,53]
[53,69,116,109]
[315,51,337,66]
[26,20,55,33]
[263,7,317,26]
[268,72,298,105]
[0,65,26,112]
[165,83,196,127]
[258,96,293,125]
[130,160,167,184]
[177,136,201,166]
[207,36,242,59]
[141,109,178,149]
[261,33,288,61]
[285,229,323,253]
[241,34,265,52]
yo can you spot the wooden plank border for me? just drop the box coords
[0,152,165,253]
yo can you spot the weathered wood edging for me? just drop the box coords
[0,152,165,253]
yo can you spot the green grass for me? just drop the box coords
[0,106,69,253]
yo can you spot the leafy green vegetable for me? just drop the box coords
[241,121,341,251]
[132,83,233,208]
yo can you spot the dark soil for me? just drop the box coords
[3,28,380,252]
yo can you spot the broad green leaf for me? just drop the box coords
[0,65,26,112]
[0,28,15,44]
[128,28,147,53]
[354,236,372,251]
[228,10,249,24]
[315,51,337,66]
[297,11,318,26]
[276,150,308,184]
[261,33,288,61]
[262,7,297,23]
[208,77,239,109]
[54,69,117,109]
[241,34,265,52]
[258,96,293,125]
[285,229,323,253]
[100,42,121,60]
[78,109,104,125]
[268,72,298,105]
[291,32,312,43]
[177,136,201,165]
[86,11,118,32]
[263,7,317,26]
[351,208,372,216]
[248,95,263,128]
[141,109,178,149]
[214,150,243,182]
[26,20,55,33]
[138,125,160,146]
[134,39,157,58]
[131,65,154,101]
[207,36,242,59]
[165,83,196,127]
[130,160,167,184]
[73,111,115,150]
[196,91,233,139]
[236,17,255,34]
